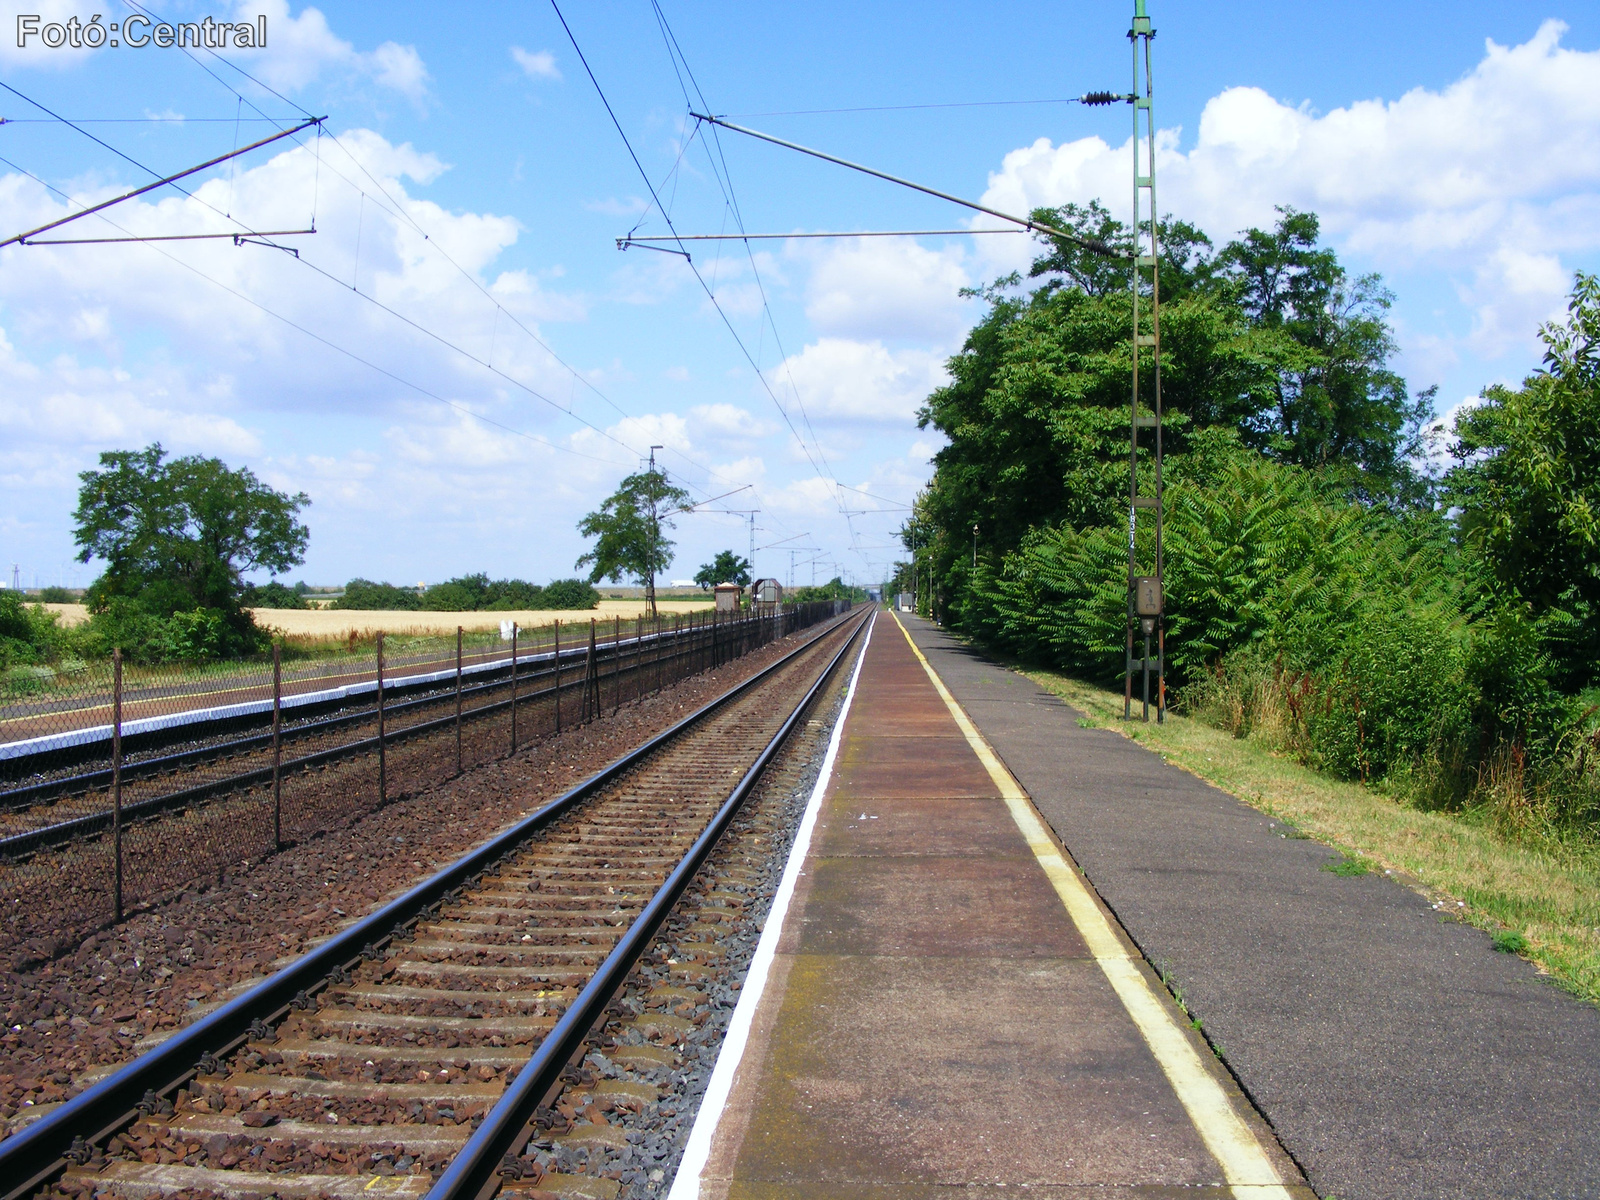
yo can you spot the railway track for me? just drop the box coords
[0,610,807,860]
[0,607,871,1200]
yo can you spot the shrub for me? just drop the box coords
[80,597,267,663]
[535,579,600,610]
[332,579,421,610]
[241,580,308,609]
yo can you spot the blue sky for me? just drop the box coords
[2,0,1598,592]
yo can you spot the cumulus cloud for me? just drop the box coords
[975,20,1600,360]
[511,47,560,81]
[0,123,607,576]
[774,338,949,426]
[802,237,972,343]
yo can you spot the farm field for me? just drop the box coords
[34,598,716,638]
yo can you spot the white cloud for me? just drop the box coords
[774,339,949,426]
[0,125,608,568]
[802,238,971,343]
[511,46,560,81]
[976,20,1600,361]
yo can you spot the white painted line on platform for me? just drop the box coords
[890,611,1293,1200]
[666,611,876,1200]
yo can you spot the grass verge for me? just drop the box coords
[1024,668,1600,1008]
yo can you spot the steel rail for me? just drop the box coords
[428,609,871,1200]
[0,604,861,1200]
[1,617,718,810]
[0,612,794,858]
[1,615,722,780]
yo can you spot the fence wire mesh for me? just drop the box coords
[0,602,850,969]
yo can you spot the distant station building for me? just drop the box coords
[714,582,744,612]
[896,592,914,611]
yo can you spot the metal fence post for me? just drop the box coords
[272,642,283,851]
[553,619,562,735]
[112,647,124,924]
[455,626,463,775]
[510,621,519,754]
[376,632,387,804]
[591,618,600,721]
[612,616,621,714]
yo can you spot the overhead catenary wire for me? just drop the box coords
[0,153,625,470]
[644,2,896,562]
[0,78,654,467]
[689,112,1127,259]
[0,82,320,248]
[111,4,758,509]
[551,0,871,547]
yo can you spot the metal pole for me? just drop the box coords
[376,632,387,803]
[272,643,283,850]
[455,626,463,774]
[112,648,123,924]
[553,619,562,735]
[612,615,621,714]
[510,622,518,754]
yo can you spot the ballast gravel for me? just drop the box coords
[0,620,844,1140]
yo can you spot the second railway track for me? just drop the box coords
[0,606,871,1200]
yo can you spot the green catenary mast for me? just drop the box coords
[1125,0,1166,722]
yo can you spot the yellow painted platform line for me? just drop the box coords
[890,611,1293,1200]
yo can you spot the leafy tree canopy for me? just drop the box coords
[73,444,308,659]
[577,467,691,615]
[332,579,421,611]
[694,551,752,590]
[1446,272,1600,685]
[913,206,1431,615]
[241,580,308,610]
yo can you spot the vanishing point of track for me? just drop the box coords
[0,606,870,1200]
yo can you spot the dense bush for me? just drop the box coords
[332,579,422,610]
[0,591,62,669]
[536,578,600,610]
[38,586,74,603]
[241,580,308,609]
[74,597,268,663]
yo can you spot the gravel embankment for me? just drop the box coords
[0,619,847,1138]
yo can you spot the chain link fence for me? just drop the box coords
[0,602,851,969]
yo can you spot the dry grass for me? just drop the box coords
[34,599,714,637]
[1024,668,1600,1007]
[250,599,713,639]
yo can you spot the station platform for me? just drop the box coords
[673,611,1310,1199]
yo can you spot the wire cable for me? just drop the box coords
[0,152,626,469]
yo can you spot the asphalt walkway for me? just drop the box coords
[898,613,1600,1200]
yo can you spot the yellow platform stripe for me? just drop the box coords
[890,611,1293,1200]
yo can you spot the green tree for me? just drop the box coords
[576,467,691,616]
[332,579,420,611]
[241,580,308,609]
[694,550,752,590]
[73,444,309,657]
[1447,272,1600,685]
[914,206,1427,623]
[536,578,601,610]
